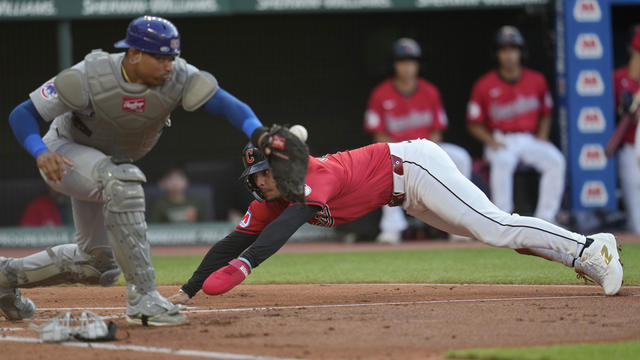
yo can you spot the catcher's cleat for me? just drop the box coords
[126,287,187,326]
[126,311,187,327]
[574,233,623,296]
[0,288,35,321]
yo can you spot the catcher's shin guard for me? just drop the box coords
[95,159,181,322]
[95,159,156,294]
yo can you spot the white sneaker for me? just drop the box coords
[376,231,402,245]
[0,288,36,321]
[575,233,623,296]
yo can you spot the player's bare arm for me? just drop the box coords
[536,113,552,141]
[467,122,504,149]
[428,130,443,143]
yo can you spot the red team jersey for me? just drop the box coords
[364,78,448,142]
[466,68,553,133]
[613,66,639,145]
[236,143,393,234]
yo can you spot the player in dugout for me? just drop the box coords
[466,26,565,224]
[365,38,472,244]
[168,130,623,305]
[610,25,640,234]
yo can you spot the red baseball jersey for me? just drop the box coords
[613,66,639,145]
[466,68,553,133]
[235,143,393,234]
[364,78,448,142]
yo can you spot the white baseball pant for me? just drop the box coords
[485,132,566,222]
[389,139,587,257]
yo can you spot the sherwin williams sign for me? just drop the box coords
[0,0,549,19]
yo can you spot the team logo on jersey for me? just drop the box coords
[489,87,502,98]
[579,144,607,170]
[304,184,312,197]
[577,107,605,133]
[122,97,146,113]
[576,71,604,96]
[580,181,608,207]
[575,33,603,59]
[308,204,334,227]
[41,81,57,100]
[573,0,601,22]
[239,210,252,228]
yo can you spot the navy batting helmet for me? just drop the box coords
[114,15,180,55]
[495,26,525,48]
[392,38,422,60]
[240,143,270,201]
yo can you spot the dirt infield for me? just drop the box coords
[1,284,639,359]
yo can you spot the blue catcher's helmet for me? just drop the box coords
[392,38,422,60]
[114,15,180,55]
[240,143,271,202]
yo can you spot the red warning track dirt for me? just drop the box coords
[1,284,639,360]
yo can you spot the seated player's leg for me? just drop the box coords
[397,139,622,295]
[619,145,640,234]
[439,142,472,179]
[484,137,519,214]
[93,158,185,326]
[518,135,566,222]
[377,205,408,244]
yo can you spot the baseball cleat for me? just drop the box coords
[126,287,187,326]
[574,233,623,296]
[0,288,36,321]
[126,311,187,327]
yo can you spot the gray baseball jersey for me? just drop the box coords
[29,50,212,162]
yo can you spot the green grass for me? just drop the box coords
[446,340,640,360]
[144,243,640,286]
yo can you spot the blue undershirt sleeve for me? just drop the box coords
[202,88,263,138]
[9,100,49,158]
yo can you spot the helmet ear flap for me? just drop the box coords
[244,173,265,202]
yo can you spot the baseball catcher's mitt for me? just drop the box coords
[251,124,309,203]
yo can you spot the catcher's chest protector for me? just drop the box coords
[56,50,188,162]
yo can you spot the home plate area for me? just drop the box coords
[1,284,639,360]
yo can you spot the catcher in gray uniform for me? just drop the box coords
[2,16,308,326]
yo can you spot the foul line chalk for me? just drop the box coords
[0,336,302,360]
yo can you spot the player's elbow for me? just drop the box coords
[9,100,42,127]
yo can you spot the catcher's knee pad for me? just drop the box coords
[94,159,156,293]
[0,245,120,288]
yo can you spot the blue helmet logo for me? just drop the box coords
[114,15,180,55]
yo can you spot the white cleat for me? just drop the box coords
[575,233,623,296]
[0,288,36,321]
